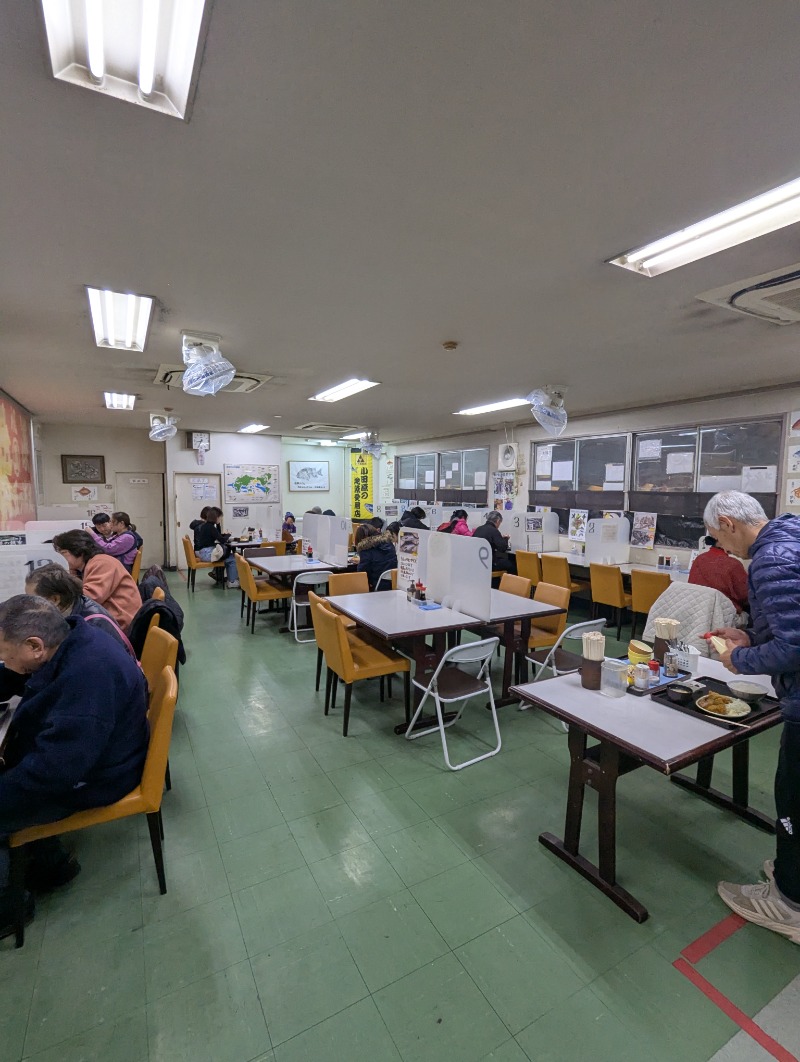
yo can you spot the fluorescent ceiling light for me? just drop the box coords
[87,288,153,351]
[319,440,338,446]
[104,392,136,410]
[609,175,800,277]
[40,0,210,120]
[340,431,367,440]
[238,423,270,434]
[310,378,380,403]
[455,398,529,415]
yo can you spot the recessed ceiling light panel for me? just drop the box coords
[104,391,136,409]
[87,287,153,351]
[609,175,800,277]
[40,0,211,120]
[309,379,380,402]
[238,424,270,434]
[455,398,529,416]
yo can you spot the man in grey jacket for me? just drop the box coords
[706,490,800,944]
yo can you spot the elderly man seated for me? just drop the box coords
[0,595,149,938]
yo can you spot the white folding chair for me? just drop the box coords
[528,618,608,680]
[404,637,500,771]
[290,571,331,643]
[374,569,396,591]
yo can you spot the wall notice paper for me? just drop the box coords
[789,412,800,438]
[399,478,415,490]
[741,465,777,493]
[87,503,114,517]
[604,463,625,483]
[474,471,486,487]
[536,445,553,476]
[71,485,98,502]
[534,504,552,513]
[788,446,800,474]
[232,506,249,519]
[536,480,552,491]
[639,439,662,460]
[786,479,800,507]
[603,510,624,520]
[552,461,573,482]
[350,450,374,519]
[631,511,657,549]
[568,509,588,541]
[600,522,618,544]
[491,470,516,510]
[525,515,543,533]
[666,451,694,475]
[425,471,434,485]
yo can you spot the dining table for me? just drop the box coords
[511,658,780,923]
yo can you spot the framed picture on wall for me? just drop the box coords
[288,460,329,491]
[61,454,105,484]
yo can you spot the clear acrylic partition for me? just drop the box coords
[584,516,631,565]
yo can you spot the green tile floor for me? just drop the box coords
[2,579,799,1062]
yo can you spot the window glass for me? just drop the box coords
[439,450,461,490]
[462,448,489,491]
[415,453,437,495]
[532,440,576,491]
[698,419,782,493]
[576,435,628,491]
[633,429,697,491]
[396,455,416,490]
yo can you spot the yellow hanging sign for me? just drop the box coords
[350,449,374,519]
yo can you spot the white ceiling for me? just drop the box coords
[3,0,800,442]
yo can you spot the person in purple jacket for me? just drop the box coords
[88,511,142,572]
[707,491,800,944]
[0,596,148,938]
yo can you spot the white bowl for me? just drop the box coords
[726,680,768,704]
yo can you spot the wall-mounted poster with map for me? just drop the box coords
[224,464,280,504]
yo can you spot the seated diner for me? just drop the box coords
[51,530,141,631]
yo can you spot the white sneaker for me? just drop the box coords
[717,879,800,944]
[764,859,775,882]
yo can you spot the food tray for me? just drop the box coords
[649,675,779,730]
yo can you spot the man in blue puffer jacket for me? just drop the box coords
[0,595,149,938]
[704,491,800,944]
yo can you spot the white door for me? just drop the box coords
[174,472,222,570]
[114,473,166,568]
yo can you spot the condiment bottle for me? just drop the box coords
[648,660,661,686]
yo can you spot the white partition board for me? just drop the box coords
[0,546,68,603]
[584,516,630,565]
[301,514,327,558]
[322,517,351,563]
[503,511,529,552]
[426,532,492,621]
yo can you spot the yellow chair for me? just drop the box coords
[498,573,532,598]
[262,540,287,557]
[630,569,671,640]
[515,550,541,590]
[130,548,143,583]
[328,570,370,596]
[235,553,292,633]
[589,563,632,640]
[527,582,571,653]
[314,602,410,736]
[308,591,361,695]
[8,666,178,948]
[140,626,179,693]
[182,535,225,593]
[151,586,165,601]
[540,554,586,595]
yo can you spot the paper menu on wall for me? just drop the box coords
[639,439,662,460]
[604,463,624,482]
[552,461,573,482]
[786,479,800,506]
[536,445,553,476]
[631,511,657,549]
[474,472,486,487]
[741,465,777,493]
[425,471,434,485]
[788,446,800,473]
[666,451,694,475]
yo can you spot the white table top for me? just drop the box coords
[486,589,566,622]
[541,551,688,579]
[328,590,480,638]
[513,656,779,773]
[250,556,336,576]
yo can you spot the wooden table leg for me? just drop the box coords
[539,727,649,923]
[670,742,774,833]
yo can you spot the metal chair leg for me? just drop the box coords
[9,846,27,948]
[146,811,167,895]
[316,648,323,691]
[342,684,353,736]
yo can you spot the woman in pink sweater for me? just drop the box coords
[52,530,141,631]
[437,510,473,536]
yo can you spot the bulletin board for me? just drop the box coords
[0,390,36,530]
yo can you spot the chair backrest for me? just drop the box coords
[262,540,286,556]
[328,571,369,595]
[374,568,398,591]
[515,550,541,587]
[589,563,626,608]
[151,586,165,601]
[533,618,608,679]
[141,665,178,810]
[498,573,532,598]
[281,529,293,542]
[540,555,572,589]
[130,548,144,583]
[311,596,354,682]
[242,546,277,559]
[234,552,260,599]
[293,571,331,598]
[643,582,736,648]
[630,569,671,614]
[429,637,499,685]
[140,626,179,692]
[182,535,198,570]
[532,581,571,636]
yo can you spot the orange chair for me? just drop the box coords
[527,582,571,654]
[514,550,541,590]
[8,666,178,947]
[498,573,532,598]
[309,591,358,693]
[589,563,633,640]
[540,554,586,595]
[151,586,165,601]
[313,601,410,735]
[328,571,370,596]
[262,540,287,557]
[140,626,179,693]
[146,586,166,634]
[630,569,671,640]
[182,535,225,592]
[235,553,292,632]
[130,548,144,583]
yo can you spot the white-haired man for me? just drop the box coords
[705,490,800,943]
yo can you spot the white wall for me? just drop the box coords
[37,423,165,508]
[164,431,283,565]
[280,442,348,520]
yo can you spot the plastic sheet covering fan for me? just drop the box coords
[181,334,236,396]
[527,386,568,437]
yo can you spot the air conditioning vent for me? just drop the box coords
[154,364,273,393]
[294,422,363,435]
[697,263,800,325]
[497,442,519,471]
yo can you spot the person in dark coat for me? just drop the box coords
[471,511,511,571]
[0,596,149,937]
[354,525,397,590]
[400,507,428,530]
[707,492,800,943]
[189,507,211,549]
[139,565,185,631]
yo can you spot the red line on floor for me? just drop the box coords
[673,958,799,1062]
[681,913,747,964]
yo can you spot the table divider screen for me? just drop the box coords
[427,533,492,621]
[584,516,631,565]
